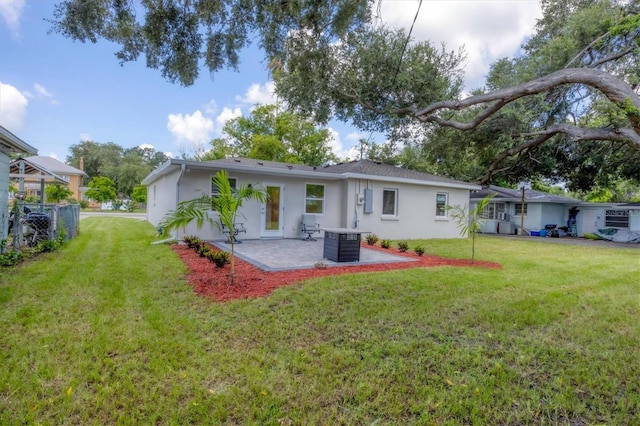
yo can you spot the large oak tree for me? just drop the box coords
[51,0,640,189]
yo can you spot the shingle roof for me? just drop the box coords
[143,157,478,189]
[321,159,472,186]
[25,156,88,177]
[471,185,578,204]
[211,157,316,172]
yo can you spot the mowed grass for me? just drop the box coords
[1,218,639,424]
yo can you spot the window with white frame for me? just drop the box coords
[305,183,325,214]
[515,203,528,216]
[436,193,448,217]
[480,202,506,220]
[382,188,398,216]
[211,176,237,196]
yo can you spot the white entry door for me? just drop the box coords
[261,184,284,238]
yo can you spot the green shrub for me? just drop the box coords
[365,234,379,245]
[78,200,89,209]
[414,245,425,256]
[197,245,212,257]
[37,239,59,253]
[207,250,230,268]
[380,239,391,249]
[183,235,201,249]
[397,241,409,252]
[0,250,24,267]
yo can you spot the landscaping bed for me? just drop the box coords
[172,242,501,302]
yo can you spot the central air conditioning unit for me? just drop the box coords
[357,193,365,205]
[497,212,508,221]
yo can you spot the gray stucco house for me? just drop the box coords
[142,157,480,241]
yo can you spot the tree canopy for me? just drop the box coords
[67,141,169,197]
[50,0,372,86]
[51,0,640,192]
[202,104,338,166]
[85,176,117,204]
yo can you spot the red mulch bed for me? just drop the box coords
[172,243,501,303]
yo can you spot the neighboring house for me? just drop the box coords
[1,126,38,244]
[142,158,480,241]
[10,157,69,198]
[578,202,640,241]
[470,185,580,235]
[16,156,88,202]
[471,185,640,241]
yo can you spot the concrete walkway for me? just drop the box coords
[211,238,417,271]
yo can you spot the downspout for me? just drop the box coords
[173,163,187,239]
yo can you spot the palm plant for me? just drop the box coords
[210,170,266,285]
[159,169,265,285]
[448,194,495,261]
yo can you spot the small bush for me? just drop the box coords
[207,250,230,268]
[197,245,212,257]
[78,200,89,209]
[414,245,425,256]
[183,235,200,248]
[0,250,24,267]
[397,241,409,252]
[37,239,60,253]
[365,234,379,245]
[380,239,391,249]
[314,261,328,269]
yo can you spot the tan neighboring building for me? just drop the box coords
[21,156,88,202]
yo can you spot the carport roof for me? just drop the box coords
[9,157,69,185]
[0,126,37,154]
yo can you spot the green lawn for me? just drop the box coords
[1,217,639,424]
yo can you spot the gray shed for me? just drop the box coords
[1,126,38,246]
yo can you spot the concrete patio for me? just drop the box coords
[210,238,417,271]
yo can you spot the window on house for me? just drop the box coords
[436,193,448,217]
[305,184,325,214]
[211,176,237,196]
[382,188,398,216]
[605,210,629,228]
[515,203,528,216]
[480,203,506,220]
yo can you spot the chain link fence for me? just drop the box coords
[6,203,80,250]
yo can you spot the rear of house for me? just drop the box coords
[143,158,479,241]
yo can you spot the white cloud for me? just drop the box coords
[0,0,25,35]
[235,82,277,106]
[80,133,92,142]
[328,128,364,160]
[139,143,155,150]
[204,99,217,116]
[49,152,59,160]
[216,107,242,131]
[378,0,542,90]
[0,81,28,130]
[167,110,214,149]
[34,83,54,98]
[24,83,60,105]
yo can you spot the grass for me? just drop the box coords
[1,218,639,424]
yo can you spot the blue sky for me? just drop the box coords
[0,1,541,163]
